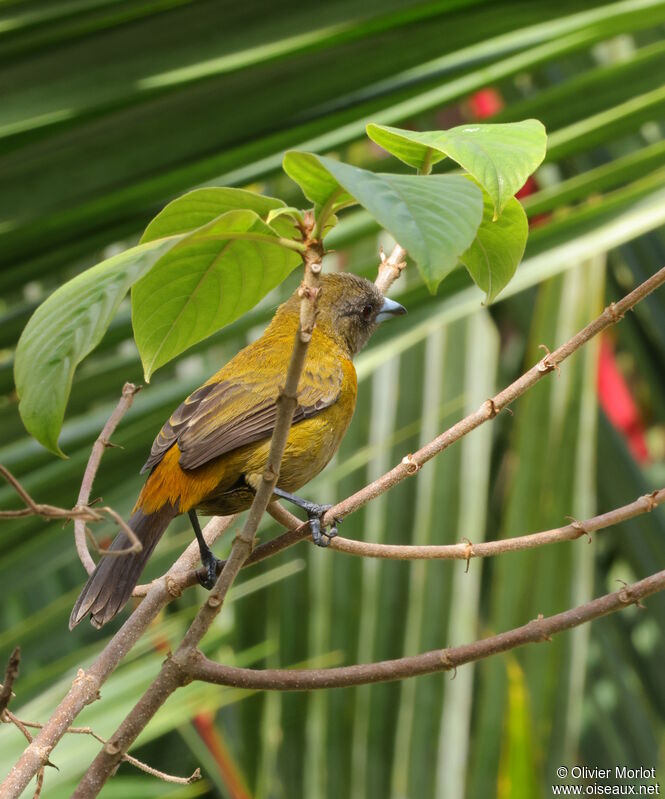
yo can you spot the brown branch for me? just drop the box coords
[188,567,665,690]
[322,488,665,561]
[0,647,20,716]
[0,514,236,798]
[374,243,407,294]
[74,383,141,574]
[71,219,324,797]
[94,507,143,557]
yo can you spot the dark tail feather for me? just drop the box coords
[69,503,177,630]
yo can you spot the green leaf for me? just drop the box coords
[314,155,484,292]
[141,187,298,242]
[460,192,528,303]
[266,206,305,225]
[132,209,301,380]
[282,151,355,209]
[366,125,449,173]
[366,120,546,215]
[14,237,179,455]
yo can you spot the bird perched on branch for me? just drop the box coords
[70,272,406,629]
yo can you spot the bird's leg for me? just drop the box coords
[189,509,220,589]
[272,487,341,547]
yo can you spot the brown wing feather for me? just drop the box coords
[141,362,343,474]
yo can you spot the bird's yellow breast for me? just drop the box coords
[136,334,357,516]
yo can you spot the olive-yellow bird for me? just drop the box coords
[70,272,405,629]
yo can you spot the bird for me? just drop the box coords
[69,271,406,629]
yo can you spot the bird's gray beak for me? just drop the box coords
[376,296,407,323]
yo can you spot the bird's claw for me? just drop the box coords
[305,503,342,548]
[198,552,221,590]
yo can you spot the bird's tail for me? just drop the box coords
[69,503,177,630]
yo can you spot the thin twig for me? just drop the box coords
[95,507,142,557]
[322,267,665,529]
[74,383,141,574]
[0,461,142,558]
[0,647,20,716]
[188,567,665,689]
[1,716,200,785]
[0,465,102,522]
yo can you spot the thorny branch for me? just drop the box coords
[187,566,665,689]
[216,486,665,568]
[74,382,142,574]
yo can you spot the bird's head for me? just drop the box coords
[280,272,406,356]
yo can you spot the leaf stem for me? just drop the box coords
[418,148,434,176]
[313,187,344,239]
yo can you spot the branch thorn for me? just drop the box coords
[642,490,660,512]
[565,516,592,543]
[606,302,625,323]
[401,454,420,474]
[484,398,498,419]
[461,537,474,572]
[537,344,560,375]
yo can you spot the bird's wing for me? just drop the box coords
[141,359,344,473]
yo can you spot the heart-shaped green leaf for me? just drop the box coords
[132,209,301,381]
[313,155,483,292]
[459,192,528,303]
[141,187,298,242]
[15,236,180,456]
[367,120,546,215]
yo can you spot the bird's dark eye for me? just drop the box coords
[361,304,373,321]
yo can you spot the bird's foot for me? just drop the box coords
[190,509,221,589]
[198,550,222,590]
[302,502,342,548]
